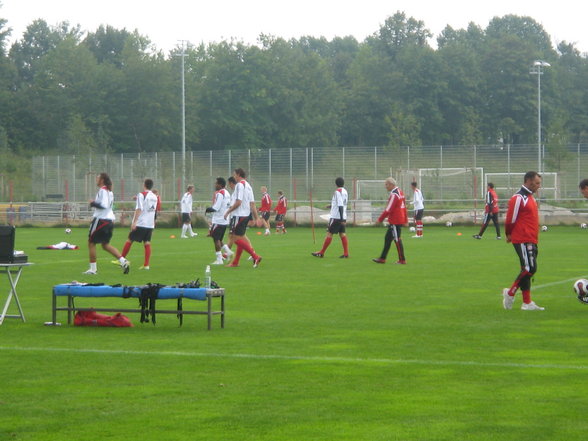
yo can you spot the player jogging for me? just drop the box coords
[224,168,262,268]
[119,178,158,270]
[410,182,424,238]
[312,177,349,258]
[205,177,232,265]
[180,185,197,238]
[473,183,502,240]
[373,177,408,264]
[259,186,272,236]
[84,172,129,275]
[502,171,544,311]
[274,190,287,234]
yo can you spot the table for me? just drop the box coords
[0,263,33,325]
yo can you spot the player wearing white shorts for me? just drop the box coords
[180,185,197,238]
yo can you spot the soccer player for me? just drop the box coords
[205,177,232,265]
[502,171,544,311]
[373,177,408,264]
[118,178,158,270]
[473,183,502,240]
[259,186,272,236]
[224,168,262,267]
[312,177,349,258]
[274,190,288,234]
[84,173,129,275]
[180,185,198,238]
[410,181,424,238]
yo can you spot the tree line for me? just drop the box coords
[1,9,587,165]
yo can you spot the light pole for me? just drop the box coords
[175,40,187,192]
[530,60,550,173]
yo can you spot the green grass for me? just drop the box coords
[1,225,588,441]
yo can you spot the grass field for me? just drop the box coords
[1,225,588,441]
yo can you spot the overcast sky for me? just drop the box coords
[2,0,588,55]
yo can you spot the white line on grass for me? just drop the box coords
[533,275,588,291]
[2,346,588,371]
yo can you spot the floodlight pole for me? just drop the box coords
[176,40,187,191]
[530,60,550,173]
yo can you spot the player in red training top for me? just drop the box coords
[473,182,502,240]
[502,171,544,311]
[259,186,272,236]
[373,177,408,264]
[274,190,287,234]
[312,177,349,258]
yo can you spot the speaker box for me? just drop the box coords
[0,225,16,263]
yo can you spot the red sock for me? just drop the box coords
[341,236,349,256]
[144,244,151,266]
[320,236,332,254]
[235,239,258,259]
[122,241,132,258]
[416,221,423,236]
[233,247,244,265]
[522,290,531,304]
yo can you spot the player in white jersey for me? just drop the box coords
[410,181,425,237]
[84,172,129,275]
[312,177,350,258]
[119,179,158,270]
[180,185,198,238]
[205,177,232,265]
[224,168,262,267]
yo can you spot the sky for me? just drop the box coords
[2,0,588,55]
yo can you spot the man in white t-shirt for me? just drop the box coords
[119,178,158,270]
[312,177,349,258]
[180,185,198,238]
[224,168,262,267]
[205,177,232,265]
[410,181,425,238]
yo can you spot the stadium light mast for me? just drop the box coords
[176,40,188,191]
[530,60,550,173]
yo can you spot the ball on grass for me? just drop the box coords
[65,228,72,234]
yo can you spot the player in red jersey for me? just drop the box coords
[502,171,544,311]
[473,183,502,240]
[274,190,287,233]
[259,186,272,235]
[373,177,408,264]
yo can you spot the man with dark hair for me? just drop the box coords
[579,179,588,197]
[473,183,502,240]
[180,184,197,238]
[502,171,544,311]
[84,172,129,275]
[206,177,231,265]
[312,177,349,258]
[119,178,158,270]
[373,177,408,264]
[410,181,424,238]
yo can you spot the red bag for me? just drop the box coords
[74,310,133,327]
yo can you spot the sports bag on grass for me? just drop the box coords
[74,310,133,327]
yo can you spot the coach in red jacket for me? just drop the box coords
[502,171,544,311]
[373,177,408,265]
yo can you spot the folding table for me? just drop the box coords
[0,262,33,325]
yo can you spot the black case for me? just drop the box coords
[0,225,16,263]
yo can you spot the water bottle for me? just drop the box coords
[204,265,211,288]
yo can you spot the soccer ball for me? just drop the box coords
[446,221,453,227]
[581,223,587,229]
[65,228,72,234]
[409,226,416,233]
[541,225,548,232]
[574,279,588,304]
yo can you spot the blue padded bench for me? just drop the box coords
[51,283,225,330]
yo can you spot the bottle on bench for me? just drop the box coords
[204,265,211,288]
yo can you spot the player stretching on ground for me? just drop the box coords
[502,171,544,311]
[312,177,349,258]
[259,186,272,236]
[180,185,198,238]
[473,182,502,240]
[224,168,262,268]
[119,178,158,270]
[84,172,129,275]
[373,177,408,264]
[205,177,232,265]
[410,181,424,238]
[274,190,287,234]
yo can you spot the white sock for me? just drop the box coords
[119,257,126,264]
[216,251,222,260]
[90,262,97,271]
[182,225,187,236]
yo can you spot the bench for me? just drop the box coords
[51,284,225,330]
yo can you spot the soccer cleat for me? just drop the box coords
[121,259,130,274]
[521,301,545,311]
[412,235,421,238]
[190,232,198,237]
[395,260,407,264]
[111,260,120,265]
[339,255,349,259]
[311,252,324,258]
[224,249,234,262]
[248,256,253,261]
[502,288,514,310]
[372,258,386,264]
[253,256,262,268]
[180,235,188,239]
[82,269,97,275]
[473,235,482,239]
[211,260,224,265]
[264,231,270,236]
[139,266,150,270]
[496,236,502,240]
